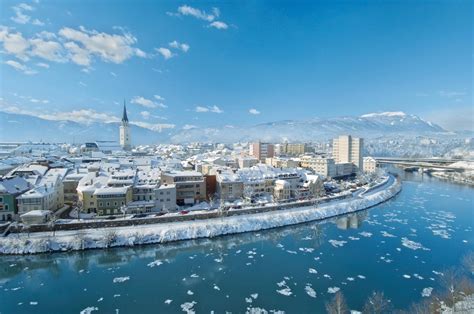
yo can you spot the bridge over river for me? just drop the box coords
[374,157,472,172]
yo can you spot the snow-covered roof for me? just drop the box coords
[0,176,31,194]
[93,186,129,196]
[20,210,51,218]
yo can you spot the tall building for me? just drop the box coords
[119,101,131,150]
[280,143,311,156]
[250,142,274,162]
[333,135,363,171]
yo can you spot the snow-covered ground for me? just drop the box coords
[0,175,401,255]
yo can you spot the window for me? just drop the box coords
[5,204,8,210]
[0,197,3,202]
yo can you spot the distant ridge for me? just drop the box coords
[0,110,451,144]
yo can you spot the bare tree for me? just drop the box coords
[48,214,57,237]
[363,291,392,314]
[325,291,349,314]
[462,251,474,275]
[104,230,117,248]
[406,299,432,314]
[439,267,462,307]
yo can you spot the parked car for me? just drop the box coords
[179,210,189,215]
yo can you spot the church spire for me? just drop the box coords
[122,99,129,123]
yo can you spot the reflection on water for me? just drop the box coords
[0,169,472,313]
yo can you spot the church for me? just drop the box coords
[119,101,131,150]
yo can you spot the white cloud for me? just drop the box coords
[110,71,117,77]
[0,27,30,61]
[177,5,215,22]
[59,26,145,65]
[249,108,260,115]
[36,62,49,68]
[156,47,174,59]
[154,95,165,101]
[169,40,190,52]
[195,105,223,113]
[11,3,44,26]
[140,111,150,119]
[29,38,65,62]
[4,60,37,75]
[0,102,120,124]
[131,96,167,109]
[130,121,175,132]
[209,21,228,30]
[182,124,197,130]
[171,5,229,30]
[438,90,467,98]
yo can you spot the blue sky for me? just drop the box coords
[0,0,472,132]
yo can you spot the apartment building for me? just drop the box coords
[250,142,275,163]
[333,135,364,172]
[161,171,206,205]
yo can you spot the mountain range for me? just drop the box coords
[0,111,454,144]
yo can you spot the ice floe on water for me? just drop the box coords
[308,268,318,274]
[251,293,258,299]
[80,307,98,314]
[357,275,366,279]
[403,274,411,279]
[30,301,38,305]
[323,274,332,279]
[359,232,373,238]
[348,236,360,241]
[180,301,197,314]
[112,276,130,283]
[381,231,396,238]
[421,287,433,297]
[327,287,340,294]
[305,284,317,298]
[164,299,173,304]
[190,274,199,278]
[401,237,430,251]
[213,285,220,291]
[299,247,315,253]
[147,260,163,268]
[276,280,293,296]
[328,240,347,248]
[187,290,194,295]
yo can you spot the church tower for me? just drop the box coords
[119,100,131,150]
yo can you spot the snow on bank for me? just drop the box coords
[0,176,401,255]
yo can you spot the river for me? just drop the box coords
[1,170,473,313]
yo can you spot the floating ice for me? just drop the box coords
[147,260,163,268]
[381,231,396,238]
[327,287,340,294]
[403,274,411,279]
[251,293,258,299]
[401,238,430,251]
[299,247,315,253]
[213,285,220,291]
[359,232,373,238]
[347,277,355,281]
[187,290,194,295]
[305,285,317,298]
[164,299,173,304]
[97,297,103,302]
[357,275,366,279]
[190,274,199,278]
[276,287,292,296]
[30,301,38,305]
[421,287,433,297]
[323,274,332,279]
[80,307,98,314]
[328,240,347,248]
[180,301,197,314]
[245,297,253,303]
[112,277,130,283]
[309,268,318,274]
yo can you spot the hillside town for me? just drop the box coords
[0,104,382,226]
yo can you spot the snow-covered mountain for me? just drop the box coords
[170,112,448,143]
[0,111,449,144]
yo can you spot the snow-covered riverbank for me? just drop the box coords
[0,175,401,255]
